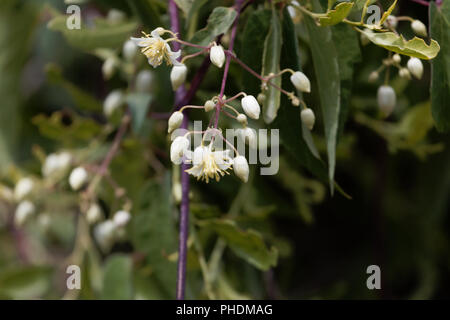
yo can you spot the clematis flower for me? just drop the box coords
[131,28,182,68]
[185,144,233,183]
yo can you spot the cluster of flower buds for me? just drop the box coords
[383,15,428,38]
[368,51,425,117]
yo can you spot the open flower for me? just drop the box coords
[185,144,233,183]
[131,28,181,68]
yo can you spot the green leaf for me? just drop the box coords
[131,175,177,298]
[126,0,161,31]
[199,219,278,271]
[379,0,398,26]
[32,111,102,146]
[305,0,341,193]
[48,14,138,51]
[46,64,102,112]
[318,2,354,26]
[240,9,272,95]
[430,1,450,132]
[125,93,152,134]
[0,266,53,299]
[102,254,133,300]
[188,7,237,52]
[262,8,282,124]
[357,29,440,60]
[271,7,328,182]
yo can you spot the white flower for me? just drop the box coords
[94,220,116,252]
[131,28,181,67]
[42,152,72,177]
[377,85,396,117]
[411,20,427,37]
[170,136,190,164]
[393,54,401,64]
[123,40,138,61]
[102,57,116,79]
[14,201,35,227]
[204,100,216,112]
[233,156,249,183]
[170,64,188,90]
[301,108,316,130]
[185,144,233,183]
[86,203,103,225]
[69,167,88,191]
[399,68,411,79]
[237,114,248,126]
[407,57,423,79]
[168,111,184,133]
[368,71,379,83]
[290,71,311,93]
[14,178,34,201]
[237,127,257,147]
[135,70,154,93]
[241,95,261,119]
[103,90,124,117]
[113,210,131,227]
[210,44,225,68]
[384,15,397,29]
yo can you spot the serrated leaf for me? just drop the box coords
[305,0,341,193]
[358,29,440,60]
[187,7,237,52]
[125,93,152,134]
[318,2,354,26]
[47,14,137,51]
[379,0,398,26]
[46,63,102,112]
[101,254,133,300]
[199,219,278,271]
[430,1,450,132]
[262,8,282,124]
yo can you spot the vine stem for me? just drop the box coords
[214,0,246,129]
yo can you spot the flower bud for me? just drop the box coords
[237,127,257,147]
[168,111,184,133]
[204,100,216,112]
[233,156,249,183]
[257,93,266,104]
[103,90,124,117]
[237,114,248,126]
[368,71,379,83]
[290,71,311,93]
[14,201,35,227]
[301,108,316,130]
[170,64,188,91]
[392,54,401,64]
[411,20,427,37]
[135,70,154,93]
[123,40,138,61]
[384,15,397,29]
[172,182,182,204]
[407,57,423,79]
[241,95,260,120]
[107,9,126,24]
[86,203,103,225]
[69,167,88,191]
[360,32,370,46]
[113,210,131,227]
[43,152,72,177]
[210,44,225,68]
[170,136,190,164]
[14,178,34,201]
[102,57,116,80]
[377,85,396,117]
[399,68,411,79]
[94,220,116,252]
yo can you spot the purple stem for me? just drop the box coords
[214,0,246,129]
[409,0,430,6]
